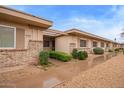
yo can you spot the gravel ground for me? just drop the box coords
[55,53,124,88]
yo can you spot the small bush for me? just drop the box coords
[49,51,72,62]
[39,51,49,65]
[72,49,88,60]
[82,51,88,58]
[123,48,124,54]
[114,48,120,52]
[71,49,78,59]
[108,49,113,52]
[78,51,85,60]
[114,48,124,52]
[119,48,124,50]
[93,47,104,54]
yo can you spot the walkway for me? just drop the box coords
[56,53,124,88]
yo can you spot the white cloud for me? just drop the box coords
[9,5,28,11]
[8,5,124,43]
[53,6,124,43]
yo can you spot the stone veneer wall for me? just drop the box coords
[0,40,43,68]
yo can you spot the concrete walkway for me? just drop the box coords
[56,53,124,88]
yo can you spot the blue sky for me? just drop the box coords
[8,5,124,42]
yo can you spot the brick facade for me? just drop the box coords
[0,40,43,68]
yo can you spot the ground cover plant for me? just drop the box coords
[49,51,72,62]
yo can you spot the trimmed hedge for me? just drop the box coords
[71,49,78,59]
[49,51,72,62]
[93,47,104,54]
[39,51,49,65]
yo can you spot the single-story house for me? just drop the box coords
[0,6,52,68]
[43,29,122,54]
[0,6,123,68]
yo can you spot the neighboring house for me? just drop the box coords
[43,29,123,54]
[0,6,123,68]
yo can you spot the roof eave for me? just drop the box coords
[65,29,114,42]
[0,6,53,28]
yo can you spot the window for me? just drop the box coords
[101,42,104,47]
[106,43,109,47]
[92,41,97,47]
[43,41,49,47]
[0,25,16,48]
[80,40,87,47]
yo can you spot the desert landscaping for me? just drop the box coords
[56,52,124,88]
[0,50,123,88]
[0,6,124,88]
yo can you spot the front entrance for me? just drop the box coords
[43,35,55,51]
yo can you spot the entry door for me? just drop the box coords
[52,40,55,50]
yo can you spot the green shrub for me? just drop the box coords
[71,49,78,59]
[78,51,85,60]
[108,49,113,52]
[82,51,88,58]
[49,51,57,58]
[72,49,88,60]
[93,47,104,54]
[49,51,72,62]
[114,48,124,52]
[119,48,124,50]
[39,51,49,65]
[123,48,124,54]
[114,48,119,52]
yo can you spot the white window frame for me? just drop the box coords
[0,24,16,49]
